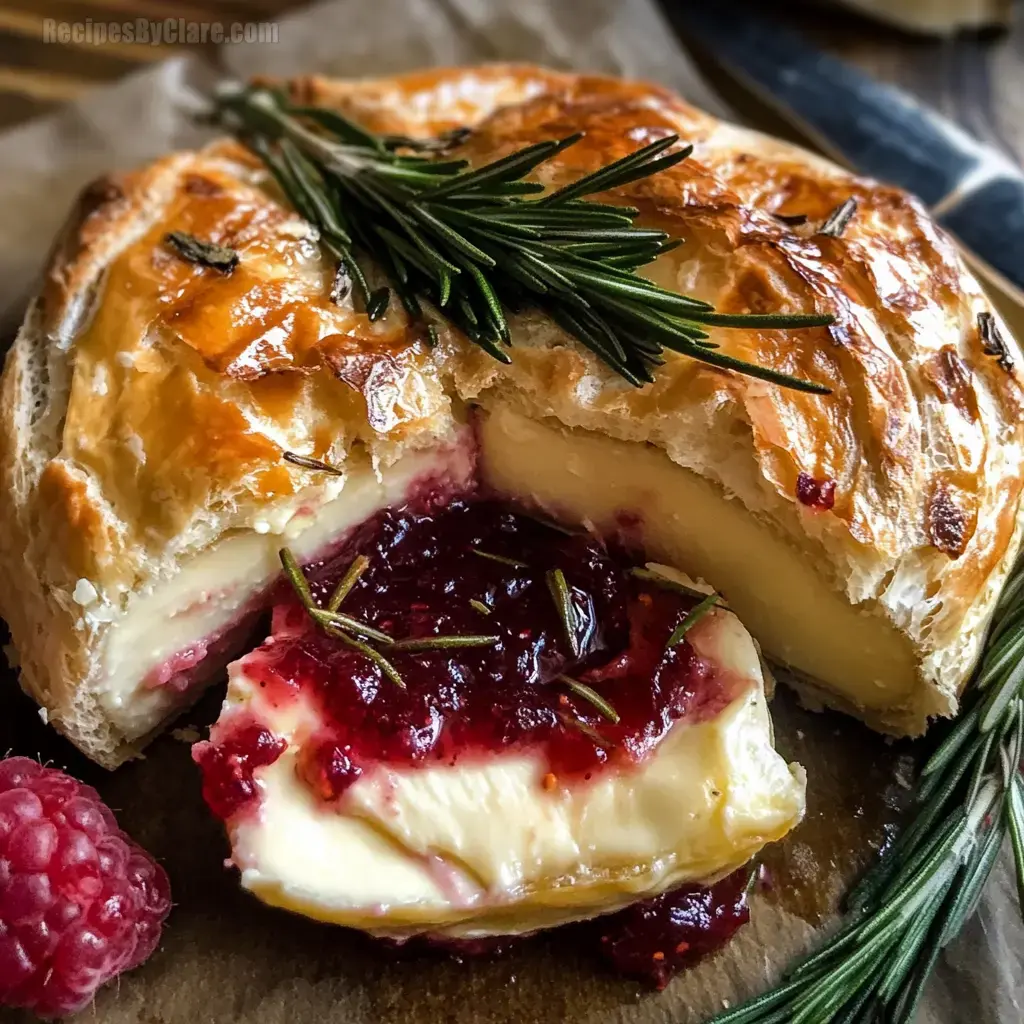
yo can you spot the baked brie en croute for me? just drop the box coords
[0,63,1022,777]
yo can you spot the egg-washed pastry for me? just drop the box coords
[0,64,1021,776]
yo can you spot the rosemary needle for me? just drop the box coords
[279,547,315,608]
[327,554,370,612]
[818,197,858,239]
[165,230,239,273]
[557,711,613,750]
[212,84,834,394]
[546,568,579,657]
[469,598,492,616]
[326,626,405,689]
[666,592,720,647]
[557,674,620,724]
[282,450,345,476]
[309,608,392,644]
[629,565,711,602]
[391,634,500,652]
[471,548,529,569]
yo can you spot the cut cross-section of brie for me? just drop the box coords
[211,591,805,937]
[95,440,475,743]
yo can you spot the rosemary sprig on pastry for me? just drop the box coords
[711,553,1024,1024]
[210,84,832,393]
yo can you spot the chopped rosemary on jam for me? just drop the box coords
[471,548,529,569]
[558,674,620,724]
[666,592,720,648]
[327,554,370,612]
[546,568,579,657]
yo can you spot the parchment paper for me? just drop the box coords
[0,0,1021,1020]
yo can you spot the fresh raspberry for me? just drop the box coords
[0,757,172,1018]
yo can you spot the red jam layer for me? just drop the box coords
[378,868,752,991]
[197,498,737,818]
[593,868,751,988]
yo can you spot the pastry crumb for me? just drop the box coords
[38,706,49,725]
[171,727,201,744]
[72,579,99,607]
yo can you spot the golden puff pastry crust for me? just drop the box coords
[1,64,1021,766]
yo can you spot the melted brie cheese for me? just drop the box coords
[478,404,919,719]
[98,441,474,740]
[220,600,805,938]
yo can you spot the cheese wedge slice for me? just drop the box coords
[208,578,805,937]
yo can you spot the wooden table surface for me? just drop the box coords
[0,0,1021,165]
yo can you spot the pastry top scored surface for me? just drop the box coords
[2,63,1022,742]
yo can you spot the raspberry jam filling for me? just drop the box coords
[197,498,736,816]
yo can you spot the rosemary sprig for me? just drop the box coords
[472,548,529,569]
[212,84,834,393]
[710,552,1024,1024]
[557,674,620,724]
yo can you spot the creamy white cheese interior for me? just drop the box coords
[98,442,475,740]
[478,404,919,718]
[220,596,805,938]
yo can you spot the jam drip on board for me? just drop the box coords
[197,498,735,814]
[375,867,753,991]
[593,867,752,988]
